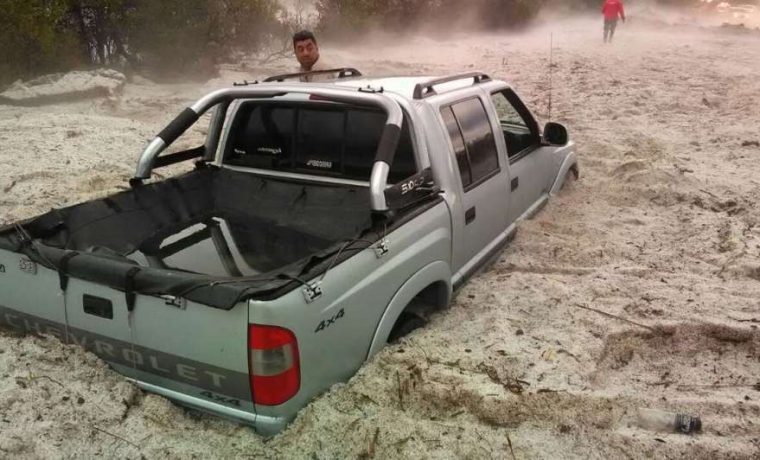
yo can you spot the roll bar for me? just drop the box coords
[132,84,404,213]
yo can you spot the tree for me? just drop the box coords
[63,0,138,68]
[0,0,283,86]
[0,0,80,85]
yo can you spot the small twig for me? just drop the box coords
[676,382,760,391]
[728,316,760,324]
[92,426,140,450]
[392,436,413,449]
[396,371,405,411]
[367,427,380,459]
[253,43,291,65]
[29,374,65,387]
[506,433,517,460]
[699,188,720,199]
[717,249,748,278]
[415,344,431,364]
[572,303,656,332]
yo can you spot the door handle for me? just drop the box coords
[511,177,519,191]
[465,207,476,225]
[83,294,113,319]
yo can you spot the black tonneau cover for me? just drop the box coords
[0,168,421,309]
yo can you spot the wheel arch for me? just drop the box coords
[365,260,452,359]
[549,150,579,196]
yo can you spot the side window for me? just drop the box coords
[441,106,472,188]
[451,98,499,185]
[442,98,500,191]
[490,91,538,159]
[491,92,527,128]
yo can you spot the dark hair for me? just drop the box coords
[293,30,317,46]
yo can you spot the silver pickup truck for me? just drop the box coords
[0,70,577,435]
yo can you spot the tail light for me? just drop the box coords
[248,324,300,406]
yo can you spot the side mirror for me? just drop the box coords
[543,122,568,146]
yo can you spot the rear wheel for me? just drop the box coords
[387,311,427,343]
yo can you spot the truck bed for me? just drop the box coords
[0,168,377,309]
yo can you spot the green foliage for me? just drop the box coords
[0,1,81,84]
[0,0,282,86]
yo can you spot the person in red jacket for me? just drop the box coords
[602,0,626,43]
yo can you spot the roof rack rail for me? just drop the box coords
[264,67,363,82]
[413,72,491,99]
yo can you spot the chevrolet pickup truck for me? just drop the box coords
[0,70,578,435]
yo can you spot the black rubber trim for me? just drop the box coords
[153,146,205,168]
[124,266,141,312]
[157,108,199,144]
[58,251,79,292]
[375,124,401,165]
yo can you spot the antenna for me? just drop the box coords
[548,32,554,121]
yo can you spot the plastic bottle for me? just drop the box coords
[633,408,702,434]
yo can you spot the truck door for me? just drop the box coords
[489,89,553,223]
[440,96,511,275]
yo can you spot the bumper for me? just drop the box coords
[131,379,291,437]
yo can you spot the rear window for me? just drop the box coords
[225,102,417,183]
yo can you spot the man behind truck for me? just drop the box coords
[293,30,332,81]
[603,0,626,43]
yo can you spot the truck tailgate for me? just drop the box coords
[0,248,254,417]
[67,279,254,413]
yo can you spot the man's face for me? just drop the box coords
[294,39,319,70]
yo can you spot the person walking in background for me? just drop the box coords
[603,0,626,43]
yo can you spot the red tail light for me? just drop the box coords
[248,324,300,406]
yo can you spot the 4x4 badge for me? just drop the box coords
[0,264,5,273]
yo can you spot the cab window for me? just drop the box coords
[490,91,540,160]
[225,102,417,183]
[441,97,500,191]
